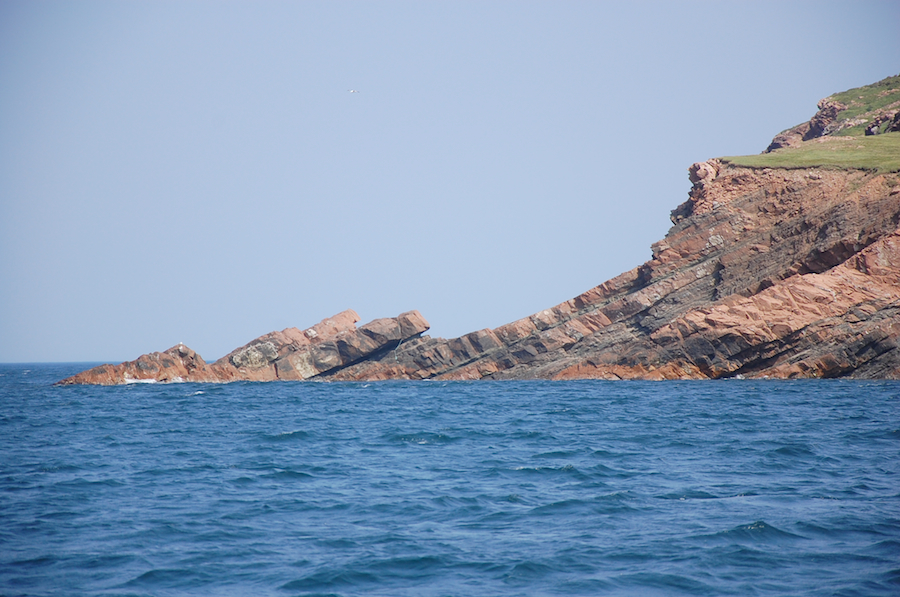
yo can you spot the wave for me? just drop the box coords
[385,431,460,445]
[122,567,215,589]
[261,469,314,480]
[694,520,806,545]
[259,429,311,442]
[656,489,721,500]
[610,571,717,595]
[3,371,898,596]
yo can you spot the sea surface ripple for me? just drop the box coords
[1,364,898,596]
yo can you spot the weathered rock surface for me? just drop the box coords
[61,82,900,385]
[58,310,430,385]
[319,164,899,381]
[767,75,900,150]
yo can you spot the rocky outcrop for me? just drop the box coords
[58,310,430,385]
[767,75,900,150]
[887,111,900,133]
[804,98,848,140]
[60,79,900,385]
[318,165,899,381]
[766,97,857,151]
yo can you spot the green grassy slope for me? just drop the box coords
[723,132,900,172]
[829,74,900,136]
[722,75,900,172]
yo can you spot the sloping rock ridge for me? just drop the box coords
[59,310,430,385]
[60,80,900,385]
[323,165,899,381]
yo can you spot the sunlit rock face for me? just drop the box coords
[58,310,431,384]
[60,88,900,385]
[321,162,898,381]
[59,160,900,385]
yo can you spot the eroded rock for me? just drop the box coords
[60,83,900,385]
[58,309,430,385]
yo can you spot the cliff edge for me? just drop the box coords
[60,76,900,384]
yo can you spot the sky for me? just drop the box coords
[1,1,899,363]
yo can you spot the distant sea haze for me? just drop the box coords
[2,364,898,596]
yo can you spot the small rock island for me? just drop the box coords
[60,75,900,384]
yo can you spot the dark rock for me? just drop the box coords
[887,111,900,133]
[803,98,847,140]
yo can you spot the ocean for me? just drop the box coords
[1,363,898,596]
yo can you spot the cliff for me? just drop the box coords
[326,166,900,381]
[59,76,900,385]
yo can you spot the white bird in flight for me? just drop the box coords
[348,89,359,93]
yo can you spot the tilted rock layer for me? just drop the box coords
[60,85,900,385]
[59,310,431,385]
[323,165,899,381]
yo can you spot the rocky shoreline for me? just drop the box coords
[59,83,900,384]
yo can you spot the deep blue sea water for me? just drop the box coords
[1,363,898,596]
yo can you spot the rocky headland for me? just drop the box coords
[60,76,900,384]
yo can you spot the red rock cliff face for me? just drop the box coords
[60,102,900,385]
[320,164,900,381]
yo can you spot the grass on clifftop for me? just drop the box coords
[829,74,900,136]
[722,132,900,173]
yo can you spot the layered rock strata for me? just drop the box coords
[61,84,900,384]
[321,165,900,381]
[59,310,430,385]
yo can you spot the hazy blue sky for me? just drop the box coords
[2,1,898,363]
